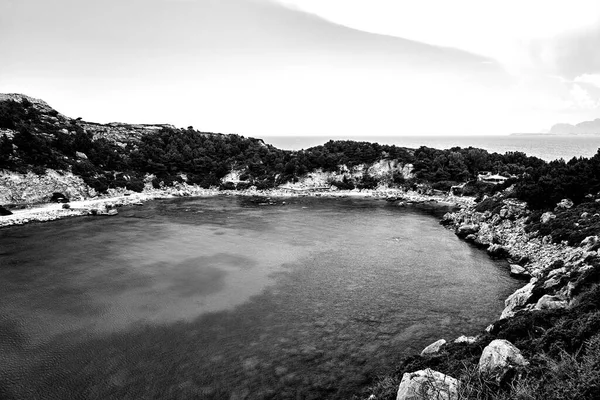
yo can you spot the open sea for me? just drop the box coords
[260,135,600,162]
[0,197,521,399]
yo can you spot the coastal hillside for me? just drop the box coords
[4,93,600,212]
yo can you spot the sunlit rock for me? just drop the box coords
[500,279,537,319]
[509,264,530,279]
[478,339,528,381]
[540,212,556,224]
[554,198,574,211]
[534,295,568,310]
[420,339,446,356]
[580,236,600,252]
[396,368,458,400]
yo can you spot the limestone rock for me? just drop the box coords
[540,212,556,224]
[580,236,600,252]
[421,339,446,356]
[487,244,508,257]
[457,224,479,237]
[500,279,536,319]
[509,264,530,279]
[543,277,561,289]
[454,335,478,344]
[555,198,574,211]
[396,368,458,400]
[478,339,528,381]
[75,151,88,160]
[534,295,568,310]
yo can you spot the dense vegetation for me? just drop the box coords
[2,98,600,211]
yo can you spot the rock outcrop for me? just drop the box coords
[396,368,458,400]
[0,170,94,205]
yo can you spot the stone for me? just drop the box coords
[580,236,600,252]
[500,279,537,319]
[509,264,530,279]
[454,335,478,344]
[396,368,458,400]
[457,224,479,237]
[581,212,589,219]
[478,339,528,381]
[421,339,446,356]
[534,295,568,310]
[540,212,556,224]
[543,277,561,289]
[487,244,508,257]
[555,198,574,211]
[75,151,88,160]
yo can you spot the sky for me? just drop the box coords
[1,0,600,136]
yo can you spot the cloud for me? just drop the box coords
[569,84,600,109]
[574,73,600,88]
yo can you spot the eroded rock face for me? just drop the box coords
[580,236,600,252]
[420,339,446,356]
[500,279,537,319]
[478,339,528,381]
[0,170,94,204]
[396,368,458,400]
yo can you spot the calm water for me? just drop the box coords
[261,135,600,161]
[0,197,520,399]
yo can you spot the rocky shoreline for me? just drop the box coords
[0,183,473,228]
[379,193,600,399]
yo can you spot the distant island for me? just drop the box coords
[511,117,600,136]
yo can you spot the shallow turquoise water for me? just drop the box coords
[0,197,520,399]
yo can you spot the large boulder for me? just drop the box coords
[420,339,446,356]
[534,295,568,310]
[478,339,528,381]
[396,368,459,400]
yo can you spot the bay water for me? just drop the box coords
[0,196,520,399]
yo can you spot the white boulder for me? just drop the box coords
[509,264,530,278]
[478,339,528,381]
[534,295,568,310]
[420,339,446,356]
[500,279,536,319]
[540,212,556,224]
[396,368,458,400]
